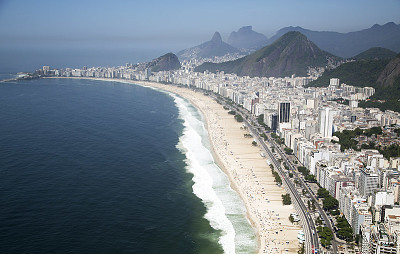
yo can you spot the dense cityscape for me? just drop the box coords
[34,58,400,254]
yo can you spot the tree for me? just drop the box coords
[305,174,317,183]
[317,188,330,199]
[252,141,257,146]
[289,172,293,178]
[284,147,293,155]
[317,226,333,247]
[323,196,339,210]
[282,194,292,205]
[234,114,243,122]
[257,114,264,125]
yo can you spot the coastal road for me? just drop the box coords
[269,137,339,253]
[243,120,320,254]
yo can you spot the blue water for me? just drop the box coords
[0,78,256,253]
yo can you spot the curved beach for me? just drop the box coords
[135,80,302,254]
[57,77,301,253]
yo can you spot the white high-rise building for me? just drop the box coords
[318,108,335,137]
[330,78,340,87]
[359,167,379,198]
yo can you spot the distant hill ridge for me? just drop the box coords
[227,26,268,50]
[267,22,400,58]
[176,22,399,61]
[307,51,400,112]
[194,31,339,78]
[353,47,397,60]
[177,32,239,61]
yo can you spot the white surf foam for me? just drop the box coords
[172,94,256,254]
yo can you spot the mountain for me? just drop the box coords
[146,53,181,72]
[177,32,240,60]
[353,47,397,60]
[376,54,400,90]
[227,26,268,50]
[306,53,400,112]
[267,22,400,58]
[360,54,400,112]
[194,31,339,78]
[306,59,391,88]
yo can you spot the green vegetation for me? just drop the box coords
[333,127,400,159]
[297,166,310,176]
[284,147,293,155]
[359,98,400,113]
[282,193,292,205]
[317,188,330,199]
[307,59,390,88]
[307,54,400,113]
[260,133,268,141]
[305,174,317,183]
[323,196,339,210]
[271,132,285,144]
[289,172,293,178]
[336,216,354,242]
[234,114,243,122]
[289,214,295,224]
[317,226,333,247]
[353,47,397,60]
[318,187,340,213]
[257,114,264,125]
[228,110,236,115]
[330,209,340,216]
[330,97,349,105]
[333,127,382,152]
[296,165,317,183]
[270,164,282,185]
[252,141,257,146]
[379,144,400,160]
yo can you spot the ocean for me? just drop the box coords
[0,78,256,253]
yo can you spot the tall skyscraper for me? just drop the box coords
[318,107,335,137]
[279,102,290,123]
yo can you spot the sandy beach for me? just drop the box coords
[54,77,301,253]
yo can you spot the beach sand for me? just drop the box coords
[54,77,302,253]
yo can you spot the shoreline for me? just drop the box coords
[45,77,301,253]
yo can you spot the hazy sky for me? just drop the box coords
[0,0,399,51]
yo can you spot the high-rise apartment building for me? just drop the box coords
[318,108,335,137]
[279,102,290,123]
[359,167,379,198]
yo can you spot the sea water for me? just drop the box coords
[0,78,256,253]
